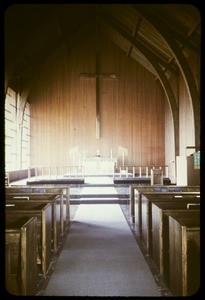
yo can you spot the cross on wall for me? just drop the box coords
[79,54,117,138]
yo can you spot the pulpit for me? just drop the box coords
[81,157,117,175]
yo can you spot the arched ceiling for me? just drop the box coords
[5,3,200,93]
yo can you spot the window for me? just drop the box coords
[21,101,31,169]
[5,87,30,171]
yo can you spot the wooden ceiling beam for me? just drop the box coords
[100,12,178,75]
[187,20,200,39]
[126,17,142,58]
[138,37,179,74]
[133,5,199,53]
[162,19,200,74]
[132,5,200,147]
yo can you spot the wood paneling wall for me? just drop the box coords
[30,35,166,168]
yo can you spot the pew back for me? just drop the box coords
[133,187,199,234]
[130,185,199,224]
[6,191,67,235]
[169,214,200,296]
[5,216,37,295]
[140,193,200,254]
[151,202,200,281]
[6,185,70,227]
[6,194,61,252]
[6,202,52,276]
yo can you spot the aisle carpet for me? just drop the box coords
[44,204,161,297]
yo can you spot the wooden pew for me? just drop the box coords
[5,216,37,295]
[131,185,199,231]
[6,185,70,232]
[151,202,200,283]
[6,185,69,230]
[134,187,171,232]
[6,202,52,276]
[6,193,61,253]
[29,184,70,227]
[139,193,200,254]
[169,214,200,296]
[130,185,200,223]
[133,189,200,235]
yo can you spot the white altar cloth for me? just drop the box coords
[81,157,117,175]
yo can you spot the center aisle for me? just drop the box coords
[44,204,161,297]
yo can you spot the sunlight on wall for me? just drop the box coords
[5,87,30,171]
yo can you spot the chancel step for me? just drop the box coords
[71,198,128,204]
[81,193,118,198]
[69,176,129,204]
[81,197,120,204]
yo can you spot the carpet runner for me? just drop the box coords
[44,204,161,296]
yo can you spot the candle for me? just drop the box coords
[110,149,112,158]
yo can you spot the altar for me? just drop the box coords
[81,157,117,175]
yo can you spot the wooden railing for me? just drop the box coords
[29,166,85,180]
[6,164,169,183]
[114,165,169,178]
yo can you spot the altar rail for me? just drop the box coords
[31,165,168,179]
[114,165,169,178]
[29,166,85,179]
[6,164,169,183]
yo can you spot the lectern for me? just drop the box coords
[151,168,163,185]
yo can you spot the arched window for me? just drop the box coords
[5,87,30,171]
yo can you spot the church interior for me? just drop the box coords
[4,3,201,297]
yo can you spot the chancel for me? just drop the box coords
[4,4,201,297]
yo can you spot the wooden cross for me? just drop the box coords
[79,54,117,138]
